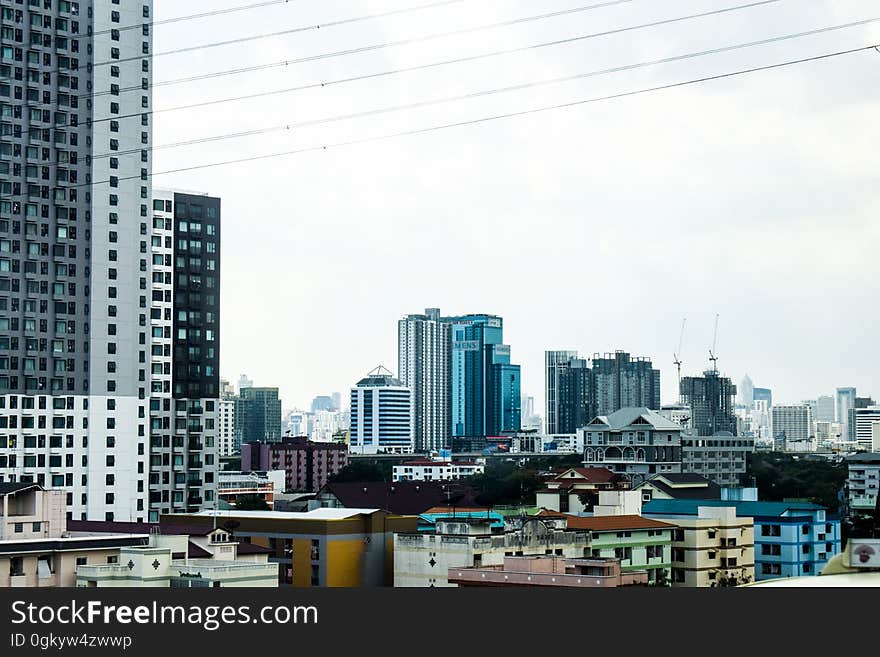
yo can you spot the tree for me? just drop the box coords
[234,494,270,511]
[328,461,390,484]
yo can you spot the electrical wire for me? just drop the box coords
[87,17,880,160]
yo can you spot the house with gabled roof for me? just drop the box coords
[535,467,626,514]
[579,407,683,486]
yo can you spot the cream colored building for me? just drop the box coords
[76,528,279,588]
[394,516,591,587]
[0,483,148,588]
[661,506,755,587]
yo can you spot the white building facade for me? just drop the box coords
[350,368,412,455]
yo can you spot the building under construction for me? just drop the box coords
[680,371,738,436]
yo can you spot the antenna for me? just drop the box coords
[708,314,720,373]
[673,318,687,402]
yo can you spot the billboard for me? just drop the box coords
[850,540,880,568]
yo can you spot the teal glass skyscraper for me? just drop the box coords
[447,314,521,438]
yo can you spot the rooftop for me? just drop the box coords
[586,407,683,432]
[643,498,827,518]
[0,482,42,496]
[537,511,675,532]
[320,481,478,516]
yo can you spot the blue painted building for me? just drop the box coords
[446,314,521,438]
[417,510,505,532]
[643,499,841,580]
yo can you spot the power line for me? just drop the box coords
[99,17,880,136]
[87,17,880,160]
[93,0,299,36]
[91,0,474,68]
[86,0,790,122]
[40,43,879,195]
[37,0,471,82]
[146,0,780,90]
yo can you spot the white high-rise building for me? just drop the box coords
[218,398,236,457]
[854,407,880,450]
[350,367,412,455]
[772,405,815,452]
[398,309,450,452]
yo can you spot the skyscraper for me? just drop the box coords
[853,406,880,449]
[148,189,222,520]
[591,351,660,416]
[739,374,754,407]
[680,371,737,436]
[836,387,856,439]
[753,387,772,408]
[545,350,578,435]
[546,351,661,435]
[815,395,835,422]
[349,367,412,455]
[398,309,451,452]
[0,1,154,521]
[234,387,282,445]
[772,405,815,452]
[447,313,521,438]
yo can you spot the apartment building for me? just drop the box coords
[162,508,417,587]
[392,458,483,482]
[846,453,880,513]
[0,0,155,522]
[394,516,591,587]
[645,505,755,587]
[0,483,148,587]
[75,527,277,588]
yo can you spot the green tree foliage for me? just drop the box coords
[749,452,846,511]
[328,460,391,483]
[234,494,270,511]
[469,454,584,507]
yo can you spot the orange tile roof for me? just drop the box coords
[537,510,675,531]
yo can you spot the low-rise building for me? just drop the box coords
[644,504,755,587]
[644,498,839,581]
[392,458,484,482]
[537,510,674,584]
[449,555,647,588]
[0,484,149,588]
[580,407,683,485]
[535,467,625,514]
[394,516,592,587]
[75,526,278,588]
[846,453,880,513]
[680,432,755,486]
[242,436,349,492]
[218,471,286,508]
[634,473,722,504]
[162,508,417,587]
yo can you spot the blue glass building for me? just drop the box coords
[446,314,521,438]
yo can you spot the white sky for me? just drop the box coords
[149,0,880,412]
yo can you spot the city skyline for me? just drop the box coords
[152,1,879,416]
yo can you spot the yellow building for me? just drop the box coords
[660,506,755,587]
[161,508,417,587]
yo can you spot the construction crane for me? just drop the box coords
[674,318,687,402]
[708,313,720,373]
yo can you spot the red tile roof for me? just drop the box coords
[550,467,616,483]
[537,510,675,531]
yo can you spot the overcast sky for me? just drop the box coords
[149,0,880,413]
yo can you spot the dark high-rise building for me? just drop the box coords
[680,371,738,436]
[235,387,282,445]
[546,351,661,435]
[148,189,222,520]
